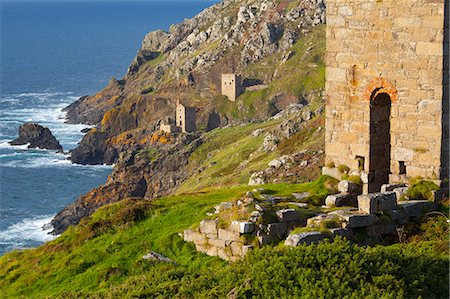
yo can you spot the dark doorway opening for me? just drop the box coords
[369,91,391,193]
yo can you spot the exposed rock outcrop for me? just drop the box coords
[51,133,203,234]
[10,123,63,152]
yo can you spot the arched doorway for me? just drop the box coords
[369,90,391,193]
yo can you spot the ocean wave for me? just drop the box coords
[0,141,30,150]
[9,91,74,98]
[0,153,113,170]
[0,215,58,248]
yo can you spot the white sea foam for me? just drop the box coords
[0,215,58,249]
[0,141,30,150]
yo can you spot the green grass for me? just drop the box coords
[0,177,338,298]
[406,178,440,200]
[0,181,447,298]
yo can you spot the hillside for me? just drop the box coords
[51,0,328,233]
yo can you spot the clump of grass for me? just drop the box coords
[346,175,362,186]
[325,162,335,168]
[337,164,350,174]
[406,178,439,200]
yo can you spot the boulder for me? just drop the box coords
[284,231,328,247]
[10,123,63,152]
[325,193,357,207]
[276,209,301,222]
[338,180,358,193]
[143,251,173,263]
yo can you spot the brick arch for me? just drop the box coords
[363,77,398,102]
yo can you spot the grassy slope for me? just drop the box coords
[0,183,448,298]
[0,179,336,298]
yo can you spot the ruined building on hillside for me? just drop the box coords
[221,74,243,101]
[324,0,449,193]
[160,101,196,133]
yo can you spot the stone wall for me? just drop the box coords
[325,0,448,192]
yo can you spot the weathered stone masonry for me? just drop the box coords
[325,0,449,193]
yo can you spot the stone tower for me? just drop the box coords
[176,102,196,133]
[325,0,448,193]
[221,74,242,101]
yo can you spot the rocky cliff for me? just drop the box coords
[52,0,328,234]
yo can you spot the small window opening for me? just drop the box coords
[356,156,365,171]
[399,161,406,175]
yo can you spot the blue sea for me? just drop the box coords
[0,0,215,255]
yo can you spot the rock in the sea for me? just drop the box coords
[10,123,63,152]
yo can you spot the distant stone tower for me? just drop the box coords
[325,0,448,193]
[176,102,196,133]
[221,74,242,101]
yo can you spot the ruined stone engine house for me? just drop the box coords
[324,0,449,193]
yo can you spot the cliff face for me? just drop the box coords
[53,0,327,234]
[67,0,326,165]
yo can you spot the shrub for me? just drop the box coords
[406,179,439,200]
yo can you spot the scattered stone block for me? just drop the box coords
[338,180,358,193]
[390,209,407,226]
[284,231,329,246]
[230,241,244,256]
[230,221,255,234]
[267,223,288,237]
[218,228,240,242]
[292,192,310,201]
[276,209,301,222]
[208,238,226,248]
[339,213,378,228]
[398,200,436,218]
[199,220,218,237]
[183,229,208,245]
[322,167,342,180]
[206,246,218,257]
[217,248,231,261]
[358,192,397,214]
[381,183,406,193]
[257,235,278,245]
[329,228,353,239]
[325,193,357,207]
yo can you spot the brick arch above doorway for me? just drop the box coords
[363,77,398,103]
